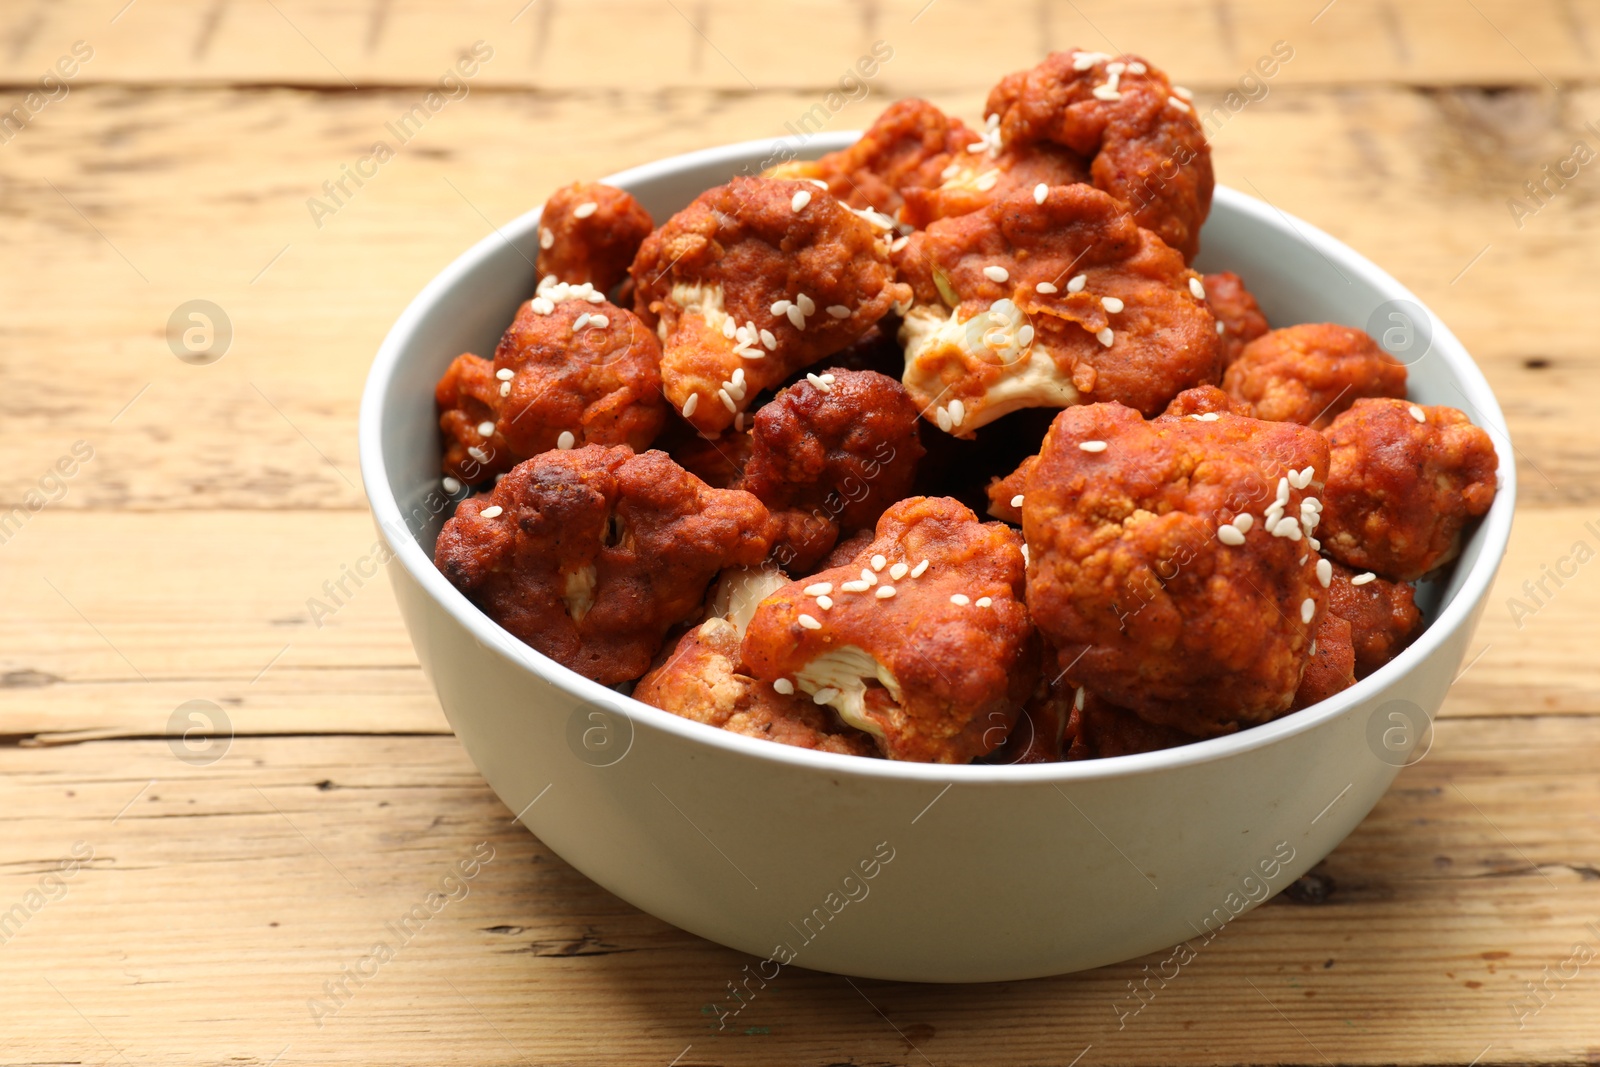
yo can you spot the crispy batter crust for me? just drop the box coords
[631,176,911,435]
[985,455,1038,524]
[896,183,1221,433]
[537,182,655,293]
[1290,611,1356,711]
[1023,402,1329,735]
[434,446,773,684]
[764,98,977,218]
[1224,324,1406,428]
[1319,399,1499,581]
[1203,271,1270,366]
[742,497,1036,763]
[1326,560,1424,677]
[435,290,666,482]
[636,618,878,756]
[743,368,925,532]
[985,50,1213,260]
[1162,384,1252,419]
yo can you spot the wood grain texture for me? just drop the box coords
[1,720,1598,1066]
[0,2,1593,1062]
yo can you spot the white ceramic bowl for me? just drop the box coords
[359,133,1515,983]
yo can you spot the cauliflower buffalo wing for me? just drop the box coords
[537,181,655,294]
[434,446,773,684]
[1319,399,1498,581]
[1224,323,1407,428]
[742,497,1036,763]
[631,176,910,435]
[1023,402,1329,735]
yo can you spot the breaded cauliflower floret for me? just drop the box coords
[896,183,1221,435]
[436,281,665,482]
[635,567,877,756]
[1290,611,1356,711]
[1203,271,1270,366]
[1065,689,1199,760]
[1023,402,1330,736]
[434,446,773,684]
[1325,560,1424,678]
[630,176,911,435]
[985,454,1037,524]
[901,141,1092,229]
[1224,324,1406,428]
[984,50,1213,261]
[764,98,978,219]
[742,497,1037,763]
[1319,399,1498,581]
[742,368,925,533]
[537,181,654,293]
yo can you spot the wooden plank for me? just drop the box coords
[0,506,1592,739]
[0,85,1595,512]
[0,717,1596,1065]
[0,0,1593,91]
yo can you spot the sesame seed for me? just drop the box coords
[1352,572,1377,586]
[1275,478,1291,506]
[1217,320,1226,334]
[813,687,840,704]
[840,580,870,593]
[480,505,503,519]
[786,305,806,329]
[531,297,554,315]
[816,595,834,610]
[1074,685,1086,710]
[967,140,988,154]
[1021,544,1029,564]
[950,594,970,606]
[722,317,737,339]
[477,421,495,437]
[1317,559,1333,588]
[876,586,896,599]
[1079,440,1108,453]
[826,304,851,318]
[871,554,887,571]
[807,178,828,189]
[467,446,488,462]
[806,372,827,390]
[974,170,1000,191]
[590,314,609,328]
[1102,296,1124,313]
[1033,183,1048,204]
[949,399,966,427]
[1067,274,1087,293]
[1272,516,1301,539]
[1189,277,1206,300]
[573,313,592,331]
[771,299,792,316]
[860,569,878,586]
[1169,95,1192,113]
[1234,513,1254,533]
[1128,61,1147,74]
[557,431,575,450]
[975,597,993,608]
[774,678,795,695]
[804,583,833,596]
[941,162,961,180]
[889,562,909,580]
[798,614,822,630]
[1096,328,1114,347]
[500,382,511,397]
[1019,324,1035,346]
[539,228,554,249]
[1010,494,1025,508]
[718,389,737,412]
[1301,598,1315,624]
[682,394,699,418]
[1107,61,1126,74]
[442,476,461,493]
[1174,85,1194,100]
[1309,535,1321,551]
[797,293,815,316]
[935,406,953,433]
[911,559,930,578]
[792,190,812,212]
[1300,554,1308,566]
[759,328,778,350]
[1197,412,1221,421]
[1409,404,1426,423]
[496,368,515,381]
[984,265,1010,283]
[1036,281,1059,294]
[1218,524,1245,546]
[573,201,598,219]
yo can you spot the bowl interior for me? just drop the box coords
[360,132,1516,775]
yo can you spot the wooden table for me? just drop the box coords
[2,1,1595,1063]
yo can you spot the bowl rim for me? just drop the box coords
[358,132,1517,785]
